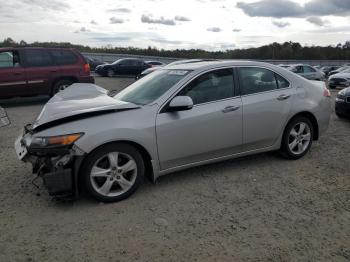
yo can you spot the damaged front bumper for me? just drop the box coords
[14,125,86,199]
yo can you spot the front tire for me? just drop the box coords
[81,143,145,202]
[280,117,313,159]
[107,69,114,77]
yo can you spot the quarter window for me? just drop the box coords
[238,67,278,95]
[23,50,52,67]
[50,50,77,65]
[178,68,234,105]
[275,74,290,89]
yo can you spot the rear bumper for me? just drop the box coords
[78,75,95,84]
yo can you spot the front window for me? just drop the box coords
[177,68,234,105]
[114,69,190,105]
[0,51,20,68]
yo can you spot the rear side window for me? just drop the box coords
[303,66,316,73]
[125,59,139,66]
[238,67,287,95]
[23,49,53,67]
[0,51,20,68]
[50,50,78,65]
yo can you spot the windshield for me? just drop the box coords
[111,59,122,65]
[114,69,190,105]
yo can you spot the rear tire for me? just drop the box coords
[280,116,314,160]
[52,79,73,96]
[81,143,145,203]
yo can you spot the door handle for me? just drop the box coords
[222,105,240,113]
[13,72,22,76]
[277,94,291,101]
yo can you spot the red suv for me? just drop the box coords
[0,47,94,99]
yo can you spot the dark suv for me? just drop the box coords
[0,47,94,99]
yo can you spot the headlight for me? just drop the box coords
[338,89,346,96]
[30,133,84,148]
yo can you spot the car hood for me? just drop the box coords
[32,83,139,129]
[329,72,350,79]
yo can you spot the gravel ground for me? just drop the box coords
[0,76,349,262]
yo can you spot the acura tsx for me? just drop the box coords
[14,61,331,202]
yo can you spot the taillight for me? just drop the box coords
[83,63,90,74]
[323,88,331,97]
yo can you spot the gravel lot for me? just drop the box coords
[0,76,349,262]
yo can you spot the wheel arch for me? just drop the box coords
[78,140,155,183]
[51,76,78,94]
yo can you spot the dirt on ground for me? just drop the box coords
[0,77,349,262]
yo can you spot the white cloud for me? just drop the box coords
[0,0,349,50]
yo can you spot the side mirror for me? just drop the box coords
[168,96,193,112]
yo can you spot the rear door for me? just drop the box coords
[50,49,80,78]
[0,50,27,98]
[238,67,294,151]
[22,49,60,96]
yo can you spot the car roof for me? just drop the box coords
[165,60,278,71]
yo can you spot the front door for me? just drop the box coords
[0,50,27,98]
[237,67,294,151]
[156,68,243,170]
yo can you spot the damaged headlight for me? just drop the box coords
[30,133,84,148]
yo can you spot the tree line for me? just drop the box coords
[1,37,350,60]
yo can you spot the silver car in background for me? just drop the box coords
[287,64,325,81]
[15,61,331,202]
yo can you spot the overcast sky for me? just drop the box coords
[1,0,349,50]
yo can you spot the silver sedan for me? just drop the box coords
[15,61,331,202]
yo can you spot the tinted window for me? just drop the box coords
[119,59,133,66]
[178,69,234,105]
[275,74,290,89]
[114,69,190,105]
[0,51,20,68]
[303,66,316,73]
[238,67,278,95]
[50,50,77,65]
[24,50,52,67]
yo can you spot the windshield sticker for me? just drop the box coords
[168,70,189,76]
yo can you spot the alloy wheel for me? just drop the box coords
[288,122,311,155]
[90,152,137,197]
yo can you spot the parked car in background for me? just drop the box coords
[328,66,350,77]
[335,87,350,118]
[328,68,350,89]
[287,64,325,81]
[84,56,104,70]
[278,64,291,68]
[0,47,94,98]
[135,59,218,79]
[95,58,151,77]
[320,66,340,77]
[145,61,165,67]
[15,61,331,202]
